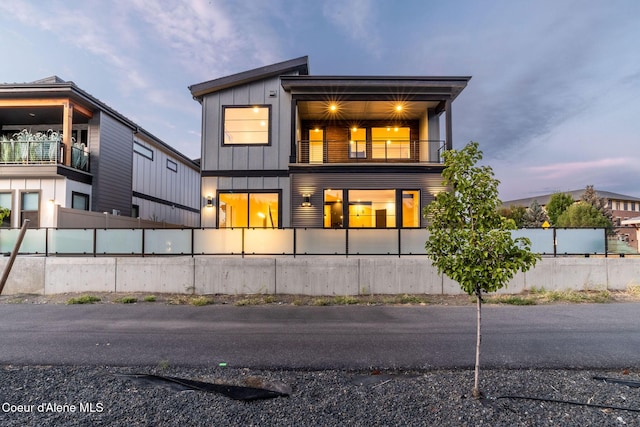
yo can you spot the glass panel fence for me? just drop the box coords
[244,228,294,254]
[193,228,243,254]
[348,229,398,255]
[296,228,346,254]
[144,229,191,254]
[48,229,94,254]
[511,229,555,254]
[556,228,605,254]
[96,229,143,254]
[0,229,47,254]
[400,229,429,254]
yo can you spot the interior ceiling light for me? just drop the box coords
[253,107,260,113]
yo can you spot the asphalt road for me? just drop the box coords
[0,303,638,370]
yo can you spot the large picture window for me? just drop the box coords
[218,191,279,228]
[223,106,271,145]
[348,189,396,228]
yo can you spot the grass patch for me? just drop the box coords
[312,298,331,306]
[234,296,275,306]
[67,295,101,305]
[540,289,611,304]
[486,295,537,305]
[333,296,359,305]
[190,296,214,306]
[627,285,640,296]
[393,294,428,304]
[116,296,138,304]
[143,295,157,302]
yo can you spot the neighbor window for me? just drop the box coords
[372,127,410,159]
[20,191,40,228]
[223,106,270,145]
[71,192,90,211]
[133,142,154,160]
[218,192,279,228]
[166,159,178,172]
[0,192,12,227]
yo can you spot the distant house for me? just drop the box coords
[189,56,470,229]
[0,76,200,228]
[503,189,640,251]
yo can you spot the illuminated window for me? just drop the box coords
[309,129,323,163]
[324,189,344,228]
[402,190,420,227]
[371,127,410,159]
[218,192,279,228]
[223,106,270,145]
[348,190,396,228]
[349,128,366,158]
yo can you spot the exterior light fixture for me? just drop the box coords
[329,104,337,112]
[301,194,311,207]
[206,196,214,207]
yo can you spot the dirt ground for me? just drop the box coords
[1,289,639,306]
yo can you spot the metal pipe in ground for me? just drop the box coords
[0,219,31,295]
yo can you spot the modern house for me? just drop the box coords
[0,76,200,228]
[189,56,470,229]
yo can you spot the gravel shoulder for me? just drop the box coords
[1,365,639,426]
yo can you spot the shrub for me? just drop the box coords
[67,295,101,305]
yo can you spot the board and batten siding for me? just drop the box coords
[200,73,295,172]
[290,172,446,228]
[90,112,134,216]
[132,136,200,227]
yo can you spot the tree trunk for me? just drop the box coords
[472,288,482,398]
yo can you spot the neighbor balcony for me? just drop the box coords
[0,130,89,172]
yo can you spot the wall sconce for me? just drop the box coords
[301,194,311,207]
[206,196,214,208]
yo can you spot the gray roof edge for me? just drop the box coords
[189,56,309,98]
[503,189,640,206]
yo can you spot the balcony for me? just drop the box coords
[0,130,89,172]
[296,139,445,164]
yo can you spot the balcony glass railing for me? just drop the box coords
[297,139,445,164]
[0,130,89,172]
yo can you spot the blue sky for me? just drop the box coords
[1,0,638,200]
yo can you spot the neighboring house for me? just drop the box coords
[189,56,470,229]
[0,76,200,228]
[503,189,640,251]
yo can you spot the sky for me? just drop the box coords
[1,0,638,201]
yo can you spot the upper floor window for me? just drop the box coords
[166,159,178,172]
[133,142,154,160]
[223,106,271,145]
[349,128,366,158]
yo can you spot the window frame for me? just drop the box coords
[133,141,154,160]
[19,190,40,228]
[71,191,90,211]
[0,191,13,228]
[217,190,281,228]
[166,159,178,172]
[222,105,272,146]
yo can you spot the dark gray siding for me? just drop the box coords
[290,172,446,228]
[91,112,134,215]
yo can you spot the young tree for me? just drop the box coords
[522,200,549,227]
[556,202,613,228]
[581,185,614,224]
[546,192,574,226]
[498,205,527,228]
[424,141,540,398]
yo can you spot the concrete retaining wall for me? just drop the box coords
[2,256,640,296]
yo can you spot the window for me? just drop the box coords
[348,189,396,228]
[167,159,178,172]
[402,190,420,227]
[324,189,344,228]
[218,192,279,228]
[349,128,366,158]
[132,204,139,218]
[633,202,637,212]
[0,192,12,227]
[71,192,90,211]
[20,191,39,228]
[372,127,410,159]
[133,142,154,160]
[624,202,628,211]
[223,106,270,145]
[309,129,324,163]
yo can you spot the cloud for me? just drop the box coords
[321,0,382,58]
[527,158,634,180]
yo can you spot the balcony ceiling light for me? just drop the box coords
[329,104,337,112]
[395,104,403,112]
